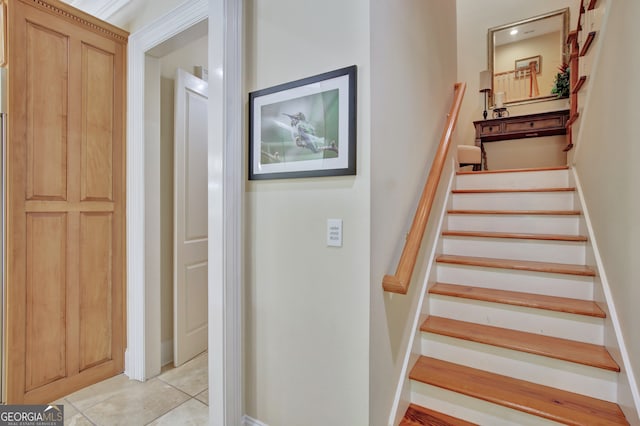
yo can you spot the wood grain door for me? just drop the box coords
[5,0,127,404]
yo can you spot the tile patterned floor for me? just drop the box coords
[52,352,209,426]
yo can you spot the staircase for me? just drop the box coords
[400,166,630,426]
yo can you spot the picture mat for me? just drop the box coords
[251,74,350,176]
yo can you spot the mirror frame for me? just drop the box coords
[487,8,570,108]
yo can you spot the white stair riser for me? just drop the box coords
[452,192,576,211]
[456,170,569,190]
[436,264,594,299]
[429,295,604,345]
[421,334,618,402]
[448,214,580,235]
[410,381,563,426]
[442,237,586,264]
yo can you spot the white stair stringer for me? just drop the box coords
[401,167,631,425]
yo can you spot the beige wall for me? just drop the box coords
[572,0,640,418]
[483,135,566,170]
[244,1,370,424]
[245,1,458,423]
[369,1,457,425]
[456,0,579,148]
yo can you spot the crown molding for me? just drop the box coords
[29,0,128,41]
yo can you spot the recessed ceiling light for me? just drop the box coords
[510,29,518,36]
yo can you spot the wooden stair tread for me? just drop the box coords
[436,254,596,277]
[442,230,587,242]
[457,166,568,175]
[452,187,575,194]
[429,283,605,317]
[409,356,629,426]
[400,404,477,426]
[422,316,619,371]
[448,209,580,215]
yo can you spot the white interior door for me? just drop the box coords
[174,68,209,366]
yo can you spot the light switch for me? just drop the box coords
[327,219,343,247]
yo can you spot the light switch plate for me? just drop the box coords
[327,219,343,247]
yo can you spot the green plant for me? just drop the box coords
[552,63,570,98]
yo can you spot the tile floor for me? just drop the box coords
[52,352,209,426]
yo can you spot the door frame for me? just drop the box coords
[126,0,243,425]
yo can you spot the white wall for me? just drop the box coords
[456,0,579,148]
[572,0,640,419]
[244,1,370,425]
[369,1,458,425]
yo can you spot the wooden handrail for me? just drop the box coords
[383,82,466,294]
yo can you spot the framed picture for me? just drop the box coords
[249,65,357,180]
[514,55,541,78]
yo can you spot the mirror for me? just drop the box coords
[488,8,570,107]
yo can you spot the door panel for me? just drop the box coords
[185,91,208,240]
[174,69,208,366]
[81,43,114,202]
[26,22,68,201]
[79,213,113,371]
[185,262,208,333]
[25,213,67,391]
[6,0,127,404]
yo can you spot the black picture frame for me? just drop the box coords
[248,65,357,180]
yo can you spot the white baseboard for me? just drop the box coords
[242,415,269,426]
[161,339,173,367]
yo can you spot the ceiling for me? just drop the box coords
[61,0,131,20]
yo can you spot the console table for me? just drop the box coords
[473,109,570,170]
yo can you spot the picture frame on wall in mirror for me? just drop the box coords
[514,55,541,78]
[248,65,357,180]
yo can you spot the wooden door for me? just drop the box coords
[5,0,127,404]
[173,69,208,366]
